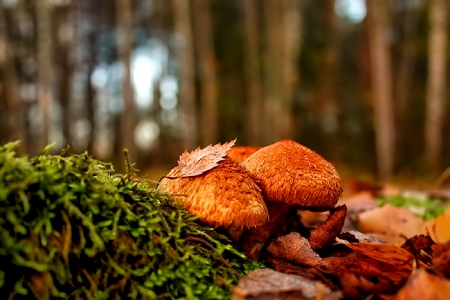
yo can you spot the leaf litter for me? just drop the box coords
[234,175,450,299]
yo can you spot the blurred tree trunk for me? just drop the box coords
[192,0,218,146]
[0,1,26,153]
[56,4,74,148]
[85,64,96,154]
[262,0,299,144]
[262,0,284,144]
[425,0,447,174]
[280,0,301,139]
[172,0,198,150]
[36,0,54,149]
[316,0,339,139]
[395,5,418,122]
[115,0,136,161]
[242,0,263,146]
[366,0,395,181]
[395,4,418,156]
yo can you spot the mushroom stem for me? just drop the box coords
[239,201,301,260]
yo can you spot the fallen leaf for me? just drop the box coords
[266,232,323,268]
[401,235,435,268]
[337,231,387,244]
[231,268,342,300]
[395,269,450,300]
[177,139,236,177]
[309,205,347,250]
[363,232,409,246]
[343,243,414,269]
[338,191,377,214]
[357,204,426,244]
[429,188,450,200]
[432,242,450,278]
[426,206,450,244]
[323,243,413,298]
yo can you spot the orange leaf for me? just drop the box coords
[396,269,450,300]
[177,139,236,177]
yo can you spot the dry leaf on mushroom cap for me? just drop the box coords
[243,139,342,211]
[158,156,268,228]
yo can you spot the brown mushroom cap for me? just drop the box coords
[227,146,261,163]
[242,139,342,211]
[157,156,268,228]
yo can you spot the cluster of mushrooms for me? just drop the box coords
[157,140,345,260]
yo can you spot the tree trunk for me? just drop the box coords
[192,0,218,146]
[0,1,26,153]
[262,0,284,144]
[56,3,74,149]
[395,5,419,157]
[36,0,53,149]
[115,0,136,161]
[315,0,339,138]
[425,0,447,175]
[280,0,302,140]
[366,0,395,182]
[172,0,198,150]
[242,0,264,146]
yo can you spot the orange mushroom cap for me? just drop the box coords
[157,156,269,228]
[243,140,342,211]
[227,146,261,163]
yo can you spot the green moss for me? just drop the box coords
[0,142,256,299]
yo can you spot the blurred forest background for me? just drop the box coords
[0,0,449,183]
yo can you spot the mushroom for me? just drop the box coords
[227,146,261,163]
[239,139,344,259]
[157,156,269,231]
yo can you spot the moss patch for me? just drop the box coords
[0,142,257,299]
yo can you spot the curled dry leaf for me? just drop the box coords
[309,205,347,250]
[177,139,236,177]
[231,268,342,300]
[266,232,323,268]
[395,269,450,300]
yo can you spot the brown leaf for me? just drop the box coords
[401,235,436,268]
[177,139,236,177]
[343,243,414,269]
[338,191,377,214]
[357,204,427,245]
[323,243,413,298]
[309,205,347,250]
[231,268,342,300]
[337,231,387,244]
[395,269,450,300]
[432,242,450,278]
[266,232,323,268]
